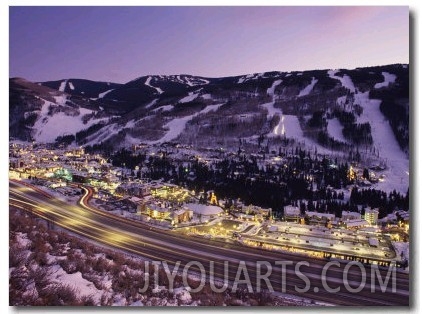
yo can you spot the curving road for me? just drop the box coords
[9,180,409,306]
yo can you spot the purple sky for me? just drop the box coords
[9,6,409,83]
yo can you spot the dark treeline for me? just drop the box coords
[369,64,409,153]
[107,148,408,218]
[350,187,409,218]
[342,122,373,145]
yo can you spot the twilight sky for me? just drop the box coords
[9,6,409,83]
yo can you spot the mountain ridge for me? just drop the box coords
[10,64,408,153]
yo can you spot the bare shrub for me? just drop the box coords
[30,266,52,291]
[38,283,79,306]
[30,251,49,267]
[9,266,29,292]
[9,246,28,268]
[190,284,225,306]
[59,259,77,274]
[82,273,105,290]
[255,288,273,306]
[79,294,96,306]
[90,256,113,274]
[100,293,113,306]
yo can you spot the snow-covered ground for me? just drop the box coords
[155,115,196,143]
[392,241,409,262]
[179,91,199,103]
[151,103,224,144]
[185,77,209,86]
[201,94,212,100]
[99,89,114,98]
[278,115,303,139]
[59,80,68,92]
[152,105,174,113]
[15,232,31,248]
[298,77,318,97]
[69,82,75,90]
[145,77,163,94]
[336,95,347,106]
[199,103,224,115]
[124,119,136,129]
[328,70,356,93]
[237,73,268,84]
[261,80,283,135]
[32,100,110,143]
[261,102,282,121]
[145,99,158,109]
[85,123,119,145]
[374,72,397,89]
[260,80,338,154]
[327,118,347,143]
[50,265,103,303]
[266,79,282,97]
[355,91,408,194]
[329,70,408,194]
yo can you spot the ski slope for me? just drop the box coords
[374,72,397,89]
[145,76,164,94]
[328,70,356,93]
[59,80,68,92]
[355,92,408,194]
[151,103,224,144]
[327,118,347,143]
[298,77,318,97]
[33,100,109,143]
[99,89,114,98]
[180,91,199,103]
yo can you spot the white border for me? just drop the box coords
[2,2,419,313]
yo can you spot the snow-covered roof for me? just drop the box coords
[184,203,223,216]
[268,225,278,232]
[128,196,142,203]
[173,209,187,216]
[284,205,301,216]
[345,219,369,228]
[147,203,169,212]
[305,211,335,220]
[368,238,379,247]
[341,211,361,219]
[365,208,379,214]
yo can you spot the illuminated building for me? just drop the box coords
[284,205,301,222]
[341,210,362,221]
[364,208,379,225]
[210,192,218,205]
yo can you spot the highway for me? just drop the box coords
[9,180,410,306]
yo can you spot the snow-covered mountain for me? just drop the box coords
[10,78,117,143]
[40,78,122,99]
[10,64,409,160]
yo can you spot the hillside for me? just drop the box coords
[10,64,409,193]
